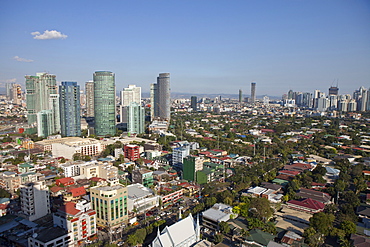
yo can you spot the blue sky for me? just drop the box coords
[0,0,369,97]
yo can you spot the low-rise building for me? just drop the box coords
[202,203,237,230]
[53,200,97,244]
[127,183,159,213]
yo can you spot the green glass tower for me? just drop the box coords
[25,73,57,125]
[93,71,116,136]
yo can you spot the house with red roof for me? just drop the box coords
[53,200,96,245]
[63,186,87,201]
[55,177,75,187]
[286,198,325,214]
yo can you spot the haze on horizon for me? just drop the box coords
[0,0,369,97]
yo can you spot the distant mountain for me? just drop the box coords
[142,92,281,100]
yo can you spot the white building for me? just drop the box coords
[20,181,50,221]
[28,227,73,247]
[53,200,97,244]
[127,183,160,213]
[151,214,200,247]
[172,146,190,168]
[60,162,81,178]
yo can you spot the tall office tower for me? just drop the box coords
[191,96,197,111]
[127,102,145,135]
[59,81,81,137]
[37,110,54,137]
[360,89,368,111]
[338,100,348,112]
[120,84,141,123]
[121,85,141,107]
[302,92,313,108]
[328,95,338,110]
[153,73,171,120]
[20,181,50,221]
[85,81,95,118]
[250,82,256,103]
[150,83,157,120]
[316,98,329,112]
[49,94,61,134]
[287,90,294,99]
[6,83,13,100]
[8,84,22,105]
[238,89,242,103]
[25,72,57,127]
[263,96,269,105]
[90,184,128,227]
[329,86,339,96]
[348,99,357,112]
[93,71,116,136]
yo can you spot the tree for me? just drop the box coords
[0,188,11,198]
[205,197,217,207]
[213,233,224,244]
[126,234,138,246]
[340,220,356,236]
[309,212,335,236]
[249,197,274,222]
[219,221,230,235]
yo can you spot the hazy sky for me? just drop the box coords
[0,0,369,97]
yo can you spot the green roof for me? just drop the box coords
[19,163,34,168]
[246,229,275,246]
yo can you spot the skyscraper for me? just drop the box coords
[152,73,171,120]
[127,102,145,135]
[251,82,256,103]
[329,86,339,96]
[93,71,116,136]
[25,73,57,125]
[238,89,242,103]
[85,81,94,118]
[25,72,60,136]
[120,85,141,123]
[191,96,197,111]
[59,81,81,137]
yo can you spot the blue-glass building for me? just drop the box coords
[59,81,81,136]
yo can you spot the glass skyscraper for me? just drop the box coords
[93,71,116,136]
[152,73,170,120]
[59,81,81,137]
[25,73,57,126]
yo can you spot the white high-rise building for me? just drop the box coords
[20,181,50,221]
[120,85,141,123]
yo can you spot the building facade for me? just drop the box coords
[85,81,95,118]
[60,81,81,137]
[20,181,50,221]
[53,200,97,244]
[25,72,57,124]
[127,102,145,135]
[93,71,116,136]
[251,82,256,103]
[152,73,171,120]
[90,185,128,227]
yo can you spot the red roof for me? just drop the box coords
[56,177,74,185]
[50,186,64,193]
[89,177,106,182]
[68,187,86,197]
[59,202,80,216]
[279,170,300,176]
[261,129,275,133]
[288,198,325,211]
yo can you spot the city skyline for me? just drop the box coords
[0,0,369,96]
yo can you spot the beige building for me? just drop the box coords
[90,184,128,227]
[0,171,21,194]
[35,137,105,159]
